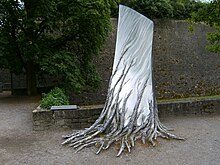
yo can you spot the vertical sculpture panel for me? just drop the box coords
[62,5,181,156]
[110,5,154,127]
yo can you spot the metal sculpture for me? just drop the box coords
[62,5,182,156]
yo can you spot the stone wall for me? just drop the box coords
[79,19,219,105]
[1,19,219,101]
[0,69,11,90]
[33,97,220,131]
[33,105,103,131]
[153,19,220,99]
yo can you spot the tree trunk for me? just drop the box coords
[26,61,37,96]
[23,0,37,96]
[62,5,183,156]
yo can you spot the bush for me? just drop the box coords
[40,87,69,109]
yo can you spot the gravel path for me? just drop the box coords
[0,91,220,165]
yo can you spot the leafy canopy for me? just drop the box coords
[0,0,112,92]
[191,0,220,54]
[111,0,207,19]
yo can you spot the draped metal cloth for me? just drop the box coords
[109,5,154,127]
[62,5,181,156]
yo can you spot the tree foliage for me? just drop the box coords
[0,0,112,95]
[40,87,69,109]
[125,0,173,18]
[111,0,207,19]
[191,0,220,54]
[171,0,207,19]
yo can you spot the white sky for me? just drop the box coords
[198,0,212,2]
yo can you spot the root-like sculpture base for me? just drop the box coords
[62,105,183,156]
[62,5,183,156]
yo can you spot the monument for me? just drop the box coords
[62,5,182,156]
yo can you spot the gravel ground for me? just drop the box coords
[0,91,220,165]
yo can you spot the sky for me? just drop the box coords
[199,0,212,2]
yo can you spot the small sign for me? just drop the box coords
[51,105,77,110]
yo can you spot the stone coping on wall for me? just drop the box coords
[33,96,220,131]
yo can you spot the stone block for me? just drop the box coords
[34,110,53,119]
[80,123,91,129]
[69,123,82,129]
[55,119,65,126]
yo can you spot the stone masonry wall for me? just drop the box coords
[33,97,220,131]
[1,19,219,102]
[33,105,103,131]
[0,69,11,90]
[153,19,220,99]
[77,19,219,105]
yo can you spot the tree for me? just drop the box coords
[120,0,174,19]
[169,0,207,19]
[191,0,220,54]
[111,0,207,19]
[0,0,111,95]
[62,5,183,156]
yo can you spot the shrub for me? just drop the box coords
[40,87,69,109]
